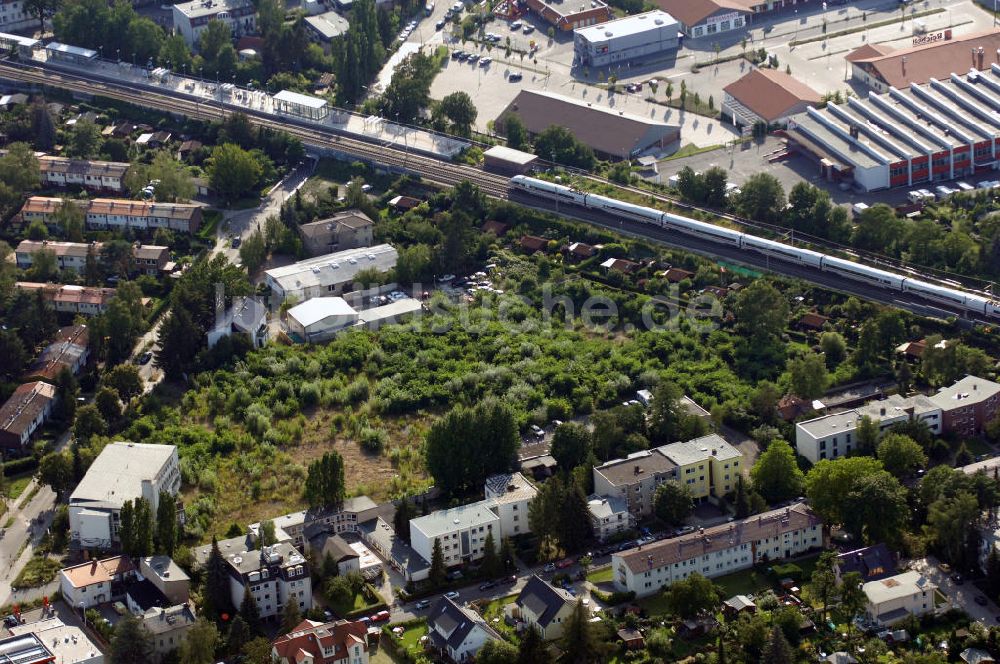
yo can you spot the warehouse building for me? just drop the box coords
[657,0,822,38]
[265,244,398,302]
[846,29,1000,93]
[785,62,1000,191]
[722,68,821,129]
[273,89,329,121]
[496,89,680,160]
[525,0,612,32]
[574,10,679,68]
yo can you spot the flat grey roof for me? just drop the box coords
[45,42,96,58]
[792,115,883,170]
[483,145,539,165]
[304,11,350,40]
[274,89,329,109]
[796,409,861,439]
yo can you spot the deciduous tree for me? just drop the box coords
[750,440,803,503]
[653,481,693,526]
[877,433,927,478]
[665,572,720,618]
[109,613,154,664]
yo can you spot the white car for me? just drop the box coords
[510,20,522,29]
[389,290,407,301]
[437,274,456,282]
[444,591,460,600]
[480,57,492,66]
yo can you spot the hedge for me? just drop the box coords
[3,457,38,476]
[592,589,636,605]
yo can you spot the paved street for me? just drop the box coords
[910,556,1000,627]
[0,480,58,608]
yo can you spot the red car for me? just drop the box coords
[371,610,391,622]
[555,558,574,569]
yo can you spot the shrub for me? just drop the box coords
[360,427,388,454]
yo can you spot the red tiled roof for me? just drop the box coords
[664,267,694,282]
[272,619,368,664]
[798,312,829,329]
[521,235,548,252]
[850,29,1000,89]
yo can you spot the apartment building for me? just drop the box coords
[15,240,98,273]
[863,571,937,626]
[588,494,635,542]
[612,502,824,597]
[225,542,312,619]
[18,197,203,235]
[15,240,170,276]
[59,556,137,609]
[15,282,116,315]
[22,325,89,384]
[69,442,181,549]
[409,473,537,567]
[796,376,1000,463]
[271,619,369,664]
[593,434,743,518]
[0,381,57,452]
[173,0,256,46]
[246,496,379,549]
[929,375,1000,437]
[0,1,39,31]
[38,156,130,191]
[298,210,375,257]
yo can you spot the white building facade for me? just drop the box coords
[226,543,312,619]
[172,0,256,47]
[613,503,823,597]
[863,571,937,626]
[573,11,679,68]
[68,443,181,550]
[265,244,398,302]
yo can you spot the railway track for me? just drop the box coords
[0,59,512,198]
[0,57,992,302]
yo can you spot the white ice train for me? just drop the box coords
[509,175,1000,320]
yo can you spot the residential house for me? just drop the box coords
[243,496,379,550]
[587,494,635,542]
[224,542,313,619]
[264,244,398,302]
[59,556,137,609]
[0,381,58,452]
[15,282,116,316]
[863,570,936,626]
[37,156,130,192]
[566,242,596,260]
[141,604,197,662]
[303,11,351,52]
[206,296,270,349]
[307,532,361,577]
[612,502,824,597]
[593,434,742,518]
[410,473,537,567]
[126,578,172,615]
[507,575,575,640]
[664,267,694,282]
[139,556,190,605]
[131,244,170,276]
[272,619,370,664]
[22,325,89,384]
[68,442,181,549]
[835,544,897,583]
[359,516,430,583]
[481,220,509,236]
[298,210,375,256]
[426,597,501,662]
[388,195,421,211]
[797,312,829,331]
[16,198,202,235]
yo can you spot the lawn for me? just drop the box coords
[480,594,518,640]
[714,567,774,598]
[329,590,378,618]
[5,473,32,502]
[637,591,673,617]
[12,554,60,589]
[586,566,614,584]
[195,209,222,240]
[662,143,724,162]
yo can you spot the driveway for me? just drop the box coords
[909,556,1000,627]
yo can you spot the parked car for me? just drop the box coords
[479,580,497,591]
[510,20,522,29]
[3,615,18,628]
[436,18,446,29]
[556,558,574,569]
[444,591,460,600]
[530,424,545,439]
[500,574,517,585]
[542,562,557,572]
[508,72,523,82]
[480,57,492,66]
[414,599,431,610]
[523,24,534,34]
[371,610,391,622]
[451,49,464,59]
[137,351,153,365]
[231,237,241,248]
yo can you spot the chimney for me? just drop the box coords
[880,407,886,416]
